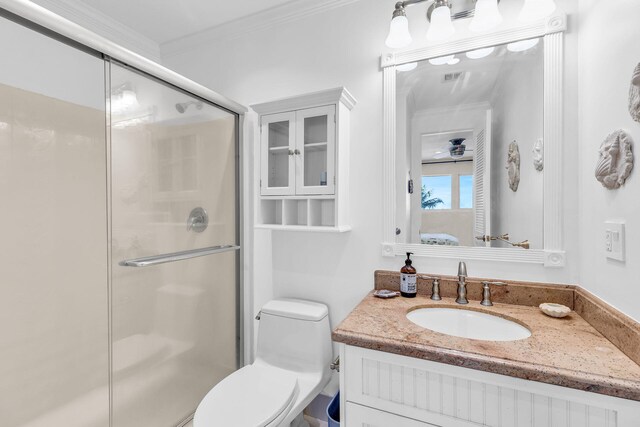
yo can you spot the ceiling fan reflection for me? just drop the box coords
[433,138,474,159]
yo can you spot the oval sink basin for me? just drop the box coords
[406,307,531,341]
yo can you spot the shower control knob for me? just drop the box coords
[187,207,208,233]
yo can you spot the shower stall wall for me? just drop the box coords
[0,4,244,427]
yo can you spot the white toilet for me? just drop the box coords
[193,298,333,427]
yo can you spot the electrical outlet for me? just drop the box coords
[605,221,625,262]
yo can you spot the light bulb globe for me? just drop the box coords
[429,55,456,66]
[426,5,455,41]
[469,0,503,32]
[397,62,418,72]
[465,46,495,60]
[507,38,540,52]
[385,15,412,49]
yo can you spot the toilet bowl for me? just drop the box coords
[194,298,332,427]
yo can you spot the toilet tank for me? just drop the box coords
[255,299,332,377]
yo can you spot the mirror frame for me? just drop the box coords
[381,13,567,267]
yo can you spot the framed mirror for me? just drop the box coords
[381,13,567,266]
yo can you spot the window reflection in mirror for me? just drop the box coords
[396,38,543,249]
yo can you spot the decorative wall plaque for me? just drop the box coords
[506,141,521,192]
[532,138,544,172]
[629,63,640,123]
[595,129,634,190]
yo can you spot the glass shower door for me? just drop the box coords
[0,16,109,427]
[109,62,239,427]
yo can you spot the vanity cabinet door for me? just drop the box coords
[295,105,335,195]
[347,402,440,427]
[260,111,296,195]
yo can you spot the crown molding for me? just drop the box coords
[161,0,363,59]
[32,0,161,61]
[251,87,357,115]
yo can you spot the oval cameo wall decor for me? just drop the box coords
[629,63,640,123]
[506,141,521,192]
[595,130,634,190]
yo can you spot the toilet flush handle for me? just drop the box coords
[330,356,340,372]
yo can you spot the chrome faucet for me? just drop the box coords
[456,261,468,304]
[480,281,507,306]
[420,275,441,301]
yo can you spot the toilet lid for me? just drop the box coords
[194,365,298,427]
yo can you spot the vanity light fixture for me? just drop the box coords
[426,0,455,41]
[469,0,502,32]
[507,37,540,52]
[428,54,456,65]
[385,0,556,49]
[111,82,139,115]
[397,62,419,71]
[447,57,460,65]
[465,46,495,59]
[385,4,412,48]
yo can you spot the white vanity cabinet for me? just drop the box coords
[252,87,355,231]
[339,345,640,427]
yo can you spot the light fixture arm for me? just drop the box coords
[395,0,432,9]
[386,0,505,48]
[392,0,441,21]
[391,0,501,23]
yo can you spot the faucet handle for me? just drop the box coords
[420,275,441,301]
[482,281,507,287]
[480,281,507,306]
[457,261,467,277]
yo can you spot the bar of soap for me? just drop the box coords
[539,303,571,318]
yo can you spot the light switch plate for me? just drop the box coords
[605,221,625,262]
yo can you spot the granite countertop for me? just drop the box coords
[332,291,640,401]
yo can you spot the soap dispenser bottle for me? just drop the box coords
[400,252,417,298]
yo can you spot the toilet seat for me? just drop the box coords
[193,364,299,427]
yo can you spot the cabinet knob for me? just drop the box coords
[294,149,301,155]
[288,149,294,156]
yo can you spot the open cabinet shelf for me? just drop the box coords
[256,197,350,232]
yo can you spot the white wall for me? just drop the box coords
[491,55,545,249]
[0,15,105,109]
[577,0,640,322]
[162,0,583,369]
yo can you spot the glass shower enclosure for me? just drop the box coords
[0,8,241,427]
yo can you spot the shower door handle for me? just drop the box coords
[119,245,240,267]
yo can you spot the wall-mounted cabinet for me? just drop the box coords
[252,87,356,232]
[261,105,335,196]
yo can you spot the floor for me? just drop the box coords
[181,414,325,427]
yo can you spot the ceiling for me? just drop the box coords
[60,0,295,44]
[397,43,542,112]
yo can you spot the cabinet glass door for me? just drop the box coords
[296,105,335,195]
[261,111,295,195]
